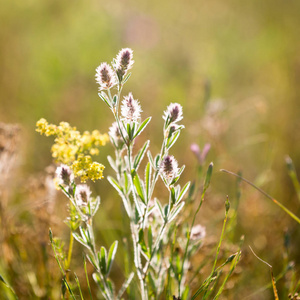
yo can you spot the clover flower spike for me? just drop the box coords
[95,62,117,90]
[160,155,179,182]
[163,103,183,124]
[121,93,142,121]
[56,164,74,186]
[115,48,134,80]
[75,184,92,207]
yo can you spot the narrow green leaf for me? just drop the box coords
[166,130,180,150]
[107,176,124,196]
[168,202,185,222]
[107,156,117,172]
[122,72,131,84]
[145,162,151,201]
[171,187,176,204]
[148,226,153,253]
[204,162,213,191]
[155,198,164,221]
[107,241,118,276]
[138,229,149,256]
[133,117,151,139]
[176,182,191,204]
[133,140,150,170]
[99,247,107,275]
[147,150,155,169]
[133,174,146,203]
[98,93,112,109]
[116,272,134,300]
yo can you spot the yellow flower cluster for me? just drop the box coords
[36,118,109,182]
[72,155,105,182]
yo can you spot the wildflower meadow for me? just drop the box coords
[1,1,300,299]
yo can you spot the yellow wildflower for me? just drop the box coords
[36,118,108,181]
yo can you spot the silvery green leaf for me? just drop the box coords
[147,150,155,169]
[148,226,153,253]
[145,162,151,202]
[87,254,98,271]
[155,198,164,221]
[116,272,134,300]
[120,194,131,217]
[72,232,86,247]
[166,130,180,150]
[133,140,150,170]
[171,187,176,204]
[98,92,112,109]
[171,165,185,185]
[168,202,185,222]
[123,171,129,194]
[122,72,131,84]
[107,156,117,172]
[154,154,161,169]
[112,94,118,106]
[107,176,124,196]
[204,162,213,191]
[99,247,107,275]
[107,241,118,276]
[133,117,151,139]
[164,204,169,220]
[133,174,146,204]
[176,182,191,205]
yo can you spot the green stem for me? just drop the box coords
[220,169,300,224]
[65,231,74,282]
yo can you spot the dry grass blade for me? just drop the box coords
[249,246,279,300]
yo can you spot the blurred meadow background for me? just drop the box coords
[1,0,300,299]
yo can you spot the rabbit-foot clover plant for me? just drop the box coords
[37,48,241,300]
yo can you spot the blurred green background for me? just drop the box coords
[1,0,300,299]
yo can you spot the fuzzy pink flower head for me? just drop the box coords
[163,103,183,124]
[95,62,117,90]
[160,155,179,182]
[190,224,206,240]
[75,184,92,207]
[115,48,134,80]
[121,92,142,122]
[56,164,74,186]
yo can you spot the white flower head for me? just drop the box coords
[121,92,142,122]
[95,62,117,90]
[115,48,134,80]
[163,103,183,124]
[55,164,74,186]
[160,155,179,183]
[190,224,206,240]
[75,184,92,207]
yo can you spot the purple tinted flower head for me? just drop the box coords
[56,164,74,186]
[95,62,117,90]
[75,184,92,207]
[115,48,134,81]
[163,103,183,125]
[160,155,179,183]
[121,92,142,122]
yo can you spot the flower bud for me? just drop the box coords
[95,62,117,90]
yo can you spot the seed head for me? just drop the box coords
[95,62,117,90]
[121,93,142,122]
[163,103,183,124]
[75,184,92,207]
[55,164,74,186]
[160,155,178,182]
[115,48,134,80]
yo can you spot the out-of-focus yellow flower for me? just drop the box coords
[36,118,109,181]
[72,155,105,182]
